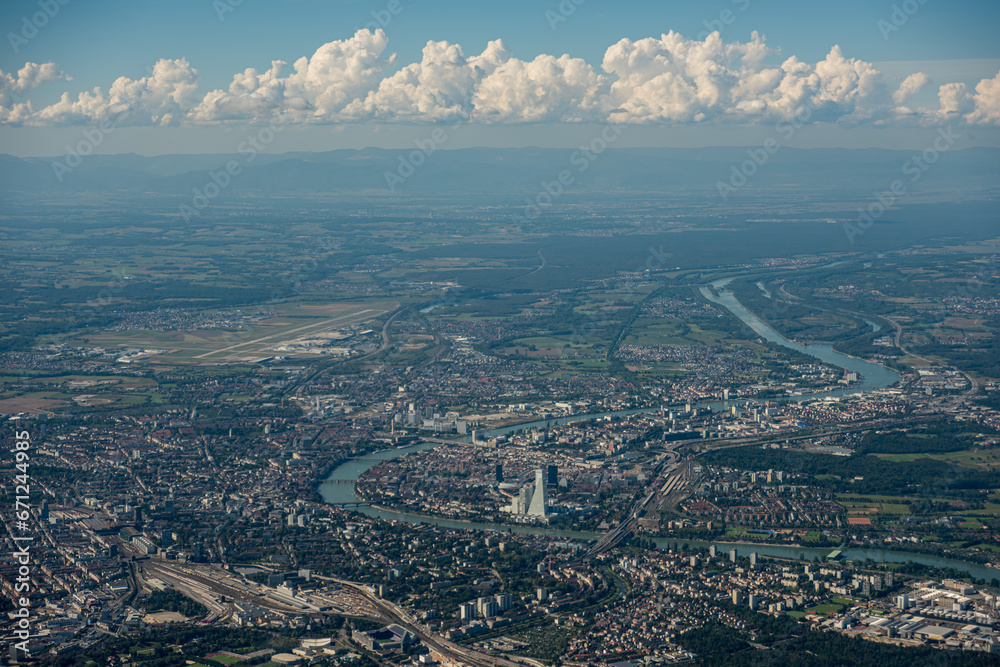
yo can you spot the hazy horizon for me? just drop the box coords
[3,4,1000,666]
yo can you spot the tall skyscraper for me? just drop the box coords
[528,469,548,516]
[495,463,504,483]
[516,485,533,514]
[546,464,558,486]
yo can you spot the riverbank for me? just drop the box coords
[701,279,900,395]
[321,443,999,582]
[362,490,998,575]
[316,281,991,575]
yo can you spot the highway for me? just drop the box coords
[321,576,523,667]
[282,304,405,399]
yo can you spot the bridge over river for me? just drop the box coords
[313,275,1000,582]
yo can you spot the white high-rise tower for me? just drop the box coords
[527,469,548,516]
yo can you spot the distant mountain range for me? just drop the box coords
[2,146,998,197]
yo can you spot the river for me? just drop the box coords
[319,442,997,581]
[700,278,900,395]
[317,279,992,580]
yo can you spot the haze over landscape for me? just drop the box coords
[1,2,1000,666]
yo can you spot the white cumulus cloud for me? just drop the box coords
[936,82,976,119]
[33,58,200,126]
[602,33,895,125]
[358,40,480,122]
[0,62,67,123]
[191,29,394,123]
[4,31,999,128]
[473,52,607,123]
[967,70,1000,125]
[893,72,930,104]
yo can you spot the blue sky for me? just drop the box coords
[1,0,999,155]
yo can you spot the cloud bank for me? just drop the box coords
[2,30,998,127]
